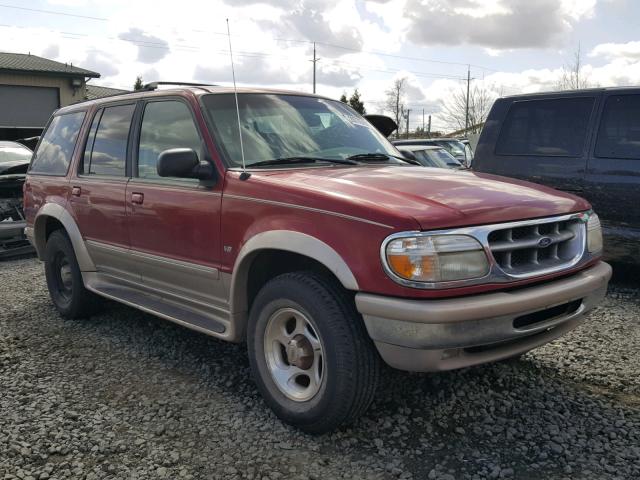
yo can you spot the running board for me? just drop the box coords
[85,274,226,336]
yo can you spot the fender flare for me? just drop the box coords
[229,230,359,330]
[33,203,96,271]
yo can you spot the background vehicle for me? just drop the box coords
[395,145,464,169]
[0,141,33,258]
[24,84,610,433]
[473,88,640,265]
[393,138,470,166]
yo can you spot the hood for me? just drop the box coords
[250,166,591,230]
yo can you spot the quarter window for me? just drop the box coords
[137,100,202,179]
[496,97,594,157]
[595,94,640,159]
[30,111,86,175]
[82,104,135,176]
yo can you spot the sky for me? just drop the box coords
[2,0,640,131]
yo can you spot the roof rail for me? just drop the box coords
[143,81,218,91]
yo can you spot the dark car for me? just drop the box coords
[473,88,640,264]
[393,138,469,165]
[0,141,33,258]
[395,145,463,169]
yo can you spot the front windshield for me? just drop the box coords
[429,149,461,168]
[202,94,399,167]
[438,140,466,157]
[0,145,32,163]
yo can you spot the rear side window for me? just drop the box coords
[496,97,594,157]
[30,111,85,175]
[137,100,202,180]
[595,94,640,159]
[81,104,135,176]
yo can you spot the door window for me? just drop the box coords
[30,111,86,175]
[595,94,640,159]
[496,97,594,157]
[81,104,135,176]
[137,100,202,180]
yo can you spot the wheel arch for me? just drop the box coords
[33,203,95,271]
[228,231,359,341]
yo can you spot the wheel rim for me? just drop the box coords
[263,307,325,402]
[53,251,73,300]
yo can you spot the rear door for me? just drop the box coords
[477,96,597,194]
[68,102,137,281]
[586,92,640,261]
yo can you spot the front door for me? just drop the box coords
[68,102,136,281]
[586,92,640,262]
[125,97,225,310]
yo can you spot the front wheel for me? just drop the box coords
[247,271,380,434]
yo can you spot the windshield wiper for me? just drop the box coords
[248,156,358,168]
[347,152,421,166]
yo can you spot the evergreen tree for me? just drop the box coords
[339,92,348,104]
[348,88,366,114]
[133,76,144,91]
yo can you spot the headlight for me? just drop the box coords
[587,213,603,254]
[384,234,490,283]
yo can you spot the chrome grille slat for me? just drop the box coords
[488,218,585,276]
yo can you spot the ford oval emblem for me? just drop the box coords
[538,237,552,248]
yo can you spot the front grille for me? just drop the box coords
[488,218,584,276]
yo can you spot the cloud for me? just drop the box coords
[402,0,590,49]
[194,55,298,85]
[81,50,119,78]
[41,44,60,60]
[590,41,640,60]
[118,28,169,63]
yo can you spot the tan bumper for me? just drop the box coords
[356,261,612,372]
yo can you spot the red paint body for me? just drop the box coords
[24,88,594,299]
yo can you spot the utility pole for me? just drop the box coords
[405,109,410,139]
[310,42,320,94]
[427,115,431,136]
[422,108,425,136]
[465,65,471,131]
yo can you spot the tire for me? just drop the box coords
[247,271,380,434]
[44,230,98,319]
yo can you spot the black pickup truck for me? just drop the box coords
[473,88,640,265]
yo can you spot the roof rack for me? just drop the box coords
[143,81,218,91]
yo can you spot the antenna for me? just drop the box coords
[226,18,248,179]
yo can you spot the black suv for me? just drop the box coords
[473,88,640,265]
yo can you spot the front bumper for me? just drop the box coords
[356,261,612,372]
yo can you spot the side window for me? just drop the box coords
[595,94,640,159]
[137,100,202,180]
[30,111,86,175]
[496,97,594,157]
[81,104,135,176]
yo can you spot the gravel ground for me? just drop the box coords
[1,257,639,480]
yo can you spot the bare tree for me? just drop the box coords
[385,78,407,138]
[440,83,494,134]
[556,43,594,91]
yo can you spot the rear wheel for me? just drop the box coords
[247,271,380,434]
[44,230,98,319]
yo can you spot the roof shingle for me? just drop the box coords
[0,52,100,78]
[85,84,129,100]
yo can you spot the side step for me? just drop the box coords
[88,282,226,335]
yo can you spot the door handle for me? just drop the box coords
[131,192,144,205]
[71,186,81,197]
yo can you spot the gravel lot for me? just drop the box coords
[1,257,639,480]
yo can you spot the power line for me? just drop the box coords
[0,2,498,73]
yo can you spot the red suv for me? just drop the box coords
[24,83,611,433]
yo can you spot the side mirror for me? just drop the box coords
[157,148,215,180]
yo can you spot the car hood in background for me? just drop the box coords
[0,160,29,176]
[250,166,591,230]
